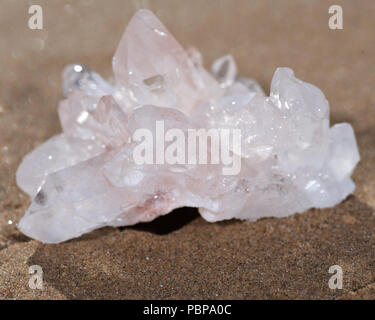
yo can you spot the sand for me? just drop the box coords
[0,0,374,299]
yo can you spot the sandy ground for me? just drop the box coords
[0,0,374,299]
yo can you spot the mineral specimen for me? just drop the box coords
[16,9,360,243]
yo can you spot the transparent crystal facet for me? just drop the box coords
[63,64,114,97]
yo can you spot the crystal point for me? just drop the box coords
[211,54,237,88]
[63,64,113,97]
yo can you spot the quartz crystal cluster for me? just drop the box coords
[16,9,360,243]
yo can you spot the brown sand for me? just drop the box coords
[0,0,374,299]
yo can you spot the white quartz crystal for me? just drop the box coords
[16,9,360,243]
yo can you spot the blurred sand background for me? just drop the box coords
[0,0,375,299]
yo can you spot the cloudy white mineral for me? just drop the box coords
[16,9,360,243]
